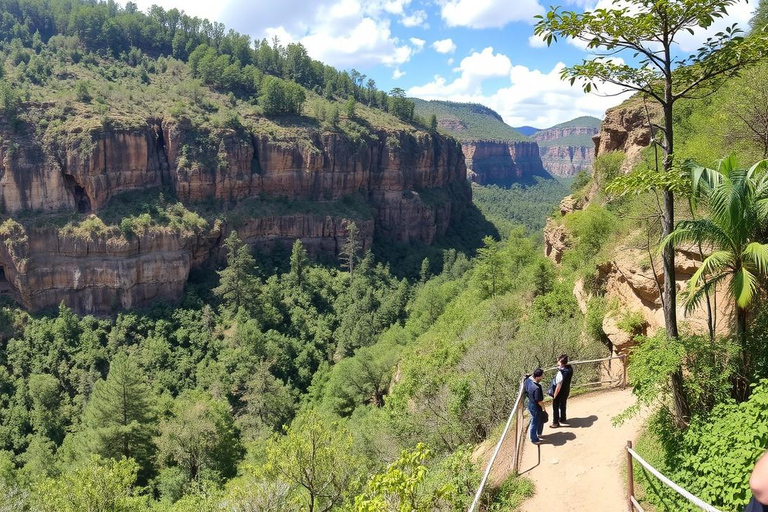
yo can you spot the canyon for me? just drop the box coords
[529,117,601,178]
[0,116,470,314]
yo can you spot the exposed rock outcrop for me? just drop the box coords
[538,145,593,177]
[461,140,549,185]
[593,99,661,172]
[0,116,470,314]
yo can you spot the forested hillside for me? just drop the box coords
[0,0,574,510]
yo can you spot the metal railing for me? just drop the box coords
[468,354,627,512]
[626,440,723,512]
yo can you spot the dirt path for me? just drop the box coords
[511,388,646,512]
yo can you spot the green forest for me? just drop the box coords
[1,0,768,510]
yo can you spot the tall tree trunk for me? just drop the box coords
[662,70,690,425]
[734,306,751,401]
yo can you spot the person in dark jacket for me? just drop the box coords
[747,450,768,512]
[525,368,546,445]
[550,354,573,428]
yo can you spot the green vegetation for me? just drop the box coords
[411,98,531,142]
[471,179,571,235]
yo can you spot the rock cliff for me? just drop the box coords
[461,140,549,185]
[593,99,661,172]
[531,117,601,178]
[0,115,469,313]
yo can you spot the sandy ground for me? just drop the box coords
[512,388,646,512]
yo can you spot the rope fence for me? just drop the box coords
[467,354,627,512]
[626,440,723,512]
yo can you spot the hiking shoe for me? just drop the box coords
[531,440,542,445]
[550,423,560,428]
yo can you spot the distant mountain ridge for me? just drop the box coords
[411,98,548,186]
[411,98,531,142]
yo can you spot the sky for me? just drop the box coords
[130,0,755,129]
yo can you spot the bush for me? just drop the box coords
[593,151,625,190]
[75,81,91,102]
[259,76,306,116]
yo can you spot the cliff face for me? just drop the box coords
[0,117,469,313]
[538,145,593,178]
[532,124,599,178]
[461,140,548,185]
[593,100,661,172]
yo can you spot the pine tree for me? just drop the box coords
[339,222,361,273]
[289,239,309,286]
[83,352,155,480]
[213,231,259,311]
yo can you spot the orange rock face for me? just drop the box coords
[0,117,470,314]
[461,140,547,185]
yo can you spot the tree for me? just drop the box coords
[388,88,414,122]
[289,239,309,286]
[345,96,356,118]
[532,259,555,297]
[213,231,259,311]
[156,391,243,484]
[474,236,509,299]
[339,221,362,273]
[33,456,146,512]
[535,0,768,426]
[351,443,452,512]
[265,410,359,512]
[82,352,156,480]
[259,76,306,116]
[663,157,768,397]
[752,0,768,32]
[238,362,296,437]
[429,113,438,131]
[419,257,430,283]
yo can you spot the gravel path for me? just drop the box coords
[515,387,647,512]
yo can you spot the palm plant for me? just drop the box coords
[662,157,768,386]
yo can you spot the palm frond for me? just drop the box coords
[660,219,733,253]
[743,242,768,276]
[683,273,728,316]
[730,267,758,309]
[689,250,734,290]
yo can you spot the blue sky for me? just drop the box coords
[131,0,755,128]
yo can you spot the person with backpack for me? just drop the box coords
[525,368,547,445]
[548,354,573,428]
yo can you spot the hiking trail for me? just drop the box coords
[484,387,647,511]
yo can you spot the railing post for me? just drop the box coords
[627,440,635,512]
[513,400,523,474]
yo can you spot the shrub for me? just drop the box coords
[259,76,306,116]
[593,150,625,190]
[75,81,91,102]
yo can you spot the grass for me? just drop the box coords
[410,98,531,142]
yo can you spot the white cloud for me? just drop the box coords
[392,69,406,79]
[400,9,428,27]
[440,0,544,29]
[410,37,426,51]
[447,58,454,65]
[408,54,631,127]
[528,34,547,48]
[432,38,457,54]
[409,47,512,97]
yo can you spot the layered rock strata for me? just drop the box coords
[0,117,469,313]
[461,140,549,185]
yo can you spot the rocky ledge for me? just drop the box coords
[0,116,470,313]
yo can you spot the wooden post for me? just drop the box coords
[627,440,635,511]
[512,402,523,474]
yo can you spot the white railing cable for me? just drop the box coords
[627,447,723,512]
[630,496,646,512]
[467,354,627,512]
[467,377,526,512]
